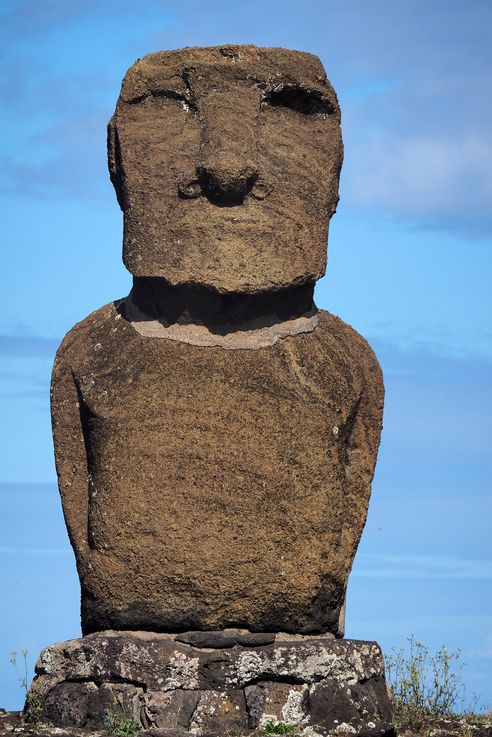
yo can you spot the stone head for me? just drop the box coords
[108,45,343,293]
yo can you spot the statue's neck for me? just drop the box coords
[124,277,319,349]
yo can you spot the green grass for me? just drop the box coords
[10,650,44,730]
[384,635,485,732]
[106,703,141,737]
[262,719,298,735]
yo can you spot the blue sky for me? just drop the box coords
[1,0,491,712]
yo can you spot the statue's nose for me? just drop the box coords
[197,156,258,205]
[197,88,259,206]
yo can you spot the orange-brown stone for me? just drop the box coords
[108,45,342,293]
[51,45,384,637]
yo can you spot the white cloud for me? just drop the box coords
[354,553,492,580]
[467,635,492,659]
[345,133,492,229]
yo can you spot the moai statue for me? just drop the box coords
[35,46,393,736]
[51,46,383,640]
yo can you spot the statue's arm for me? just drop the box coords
[51,349,91,565]
[341,345,384,568]
[333,344,383,636]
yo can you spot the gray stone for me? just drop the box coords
[245,682,309,729]
[237,632,276,647]
[142,732,190,737]
[244,684,265,728]
[35,631,385,691]
[176,630,239,649]
[142,732,201,737]
[30,632,393,736]
[175,629,276,649]
[144,690,200,730]
[90,683,145,730]
[308,677,394,737]
[40,680,144,730]
[189,690,247,734]
[40,681,98,727]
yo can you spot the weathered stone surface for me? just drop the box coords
[30,632,393,736]
[34,632,386,691]
[176,630,240,649]
[40,681,98,727]
[145,690,200,730]
[40,680,144,730]
[108,45,342,293]
[245,682,309,728]
[237,632,276,647]
[52,303,383,636]
[308,678,393,736]
[190,690,247,734]
[176,629,276,649]
[244,684,265,728]
[51,44,383,637]
[139,732,190,737]
[7,711,492,737]
[142,732,197,737]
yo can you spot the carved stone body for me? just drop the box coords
[51,45,384,637]
[52,299,382,636]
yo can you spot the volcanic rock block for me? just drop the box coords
[31,632,394,737]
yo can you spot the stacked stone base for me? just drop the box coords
[29,631,394,737]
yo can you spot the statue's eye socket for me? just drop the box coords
[262,86,336,116]
[128,91,196,113]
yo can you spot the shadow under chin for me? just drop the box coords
[121,278,317,335]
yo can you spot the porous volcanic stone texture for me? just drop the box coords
[31,632,394,736]
[52,44,383,637]
[51,303,383,635]
[108,45,343,293]
[175,629,276,648]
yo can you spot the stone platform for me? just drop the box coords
[29,631,394,737]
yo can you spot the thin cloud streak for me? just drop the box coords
[0,334,59,358]
[467,636,492,659]
[0,546,69,555]
[345,133,492,232]
[354,553,492,580]
[1,0,100,40]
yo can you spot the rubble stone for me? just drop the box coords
[31,632,394,736]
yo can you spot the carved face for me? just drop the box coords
[108,45,343,293]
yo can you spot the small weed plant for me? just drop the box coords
[24,685,43,728]
[106,702,141,737]
[9,650,45,730]
[10,649,29,693]
[385,635,467,729]
[262,719,298,735]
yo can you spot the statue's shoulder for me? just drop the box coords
[53,300,124,371]
[315,309,383,380]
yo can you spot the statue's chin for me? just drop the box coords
[121,205,329,293]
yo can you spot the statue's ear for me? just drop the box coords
[107,118,127,211]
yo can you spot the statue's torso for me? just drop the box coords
[54,301,381,635]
